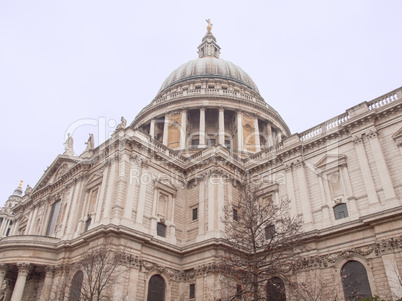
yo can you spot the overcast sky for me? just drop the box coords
[1,1,401,206]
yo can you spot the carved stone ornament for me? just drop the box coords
[352,134,363,145]
[293,236,402,271]
[17,263,32,276]
[0,264,9,275]
[366,129,378,140]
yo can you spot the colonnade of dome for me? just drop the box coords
[131,27,290,156]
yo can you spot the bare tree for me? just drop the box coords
[48,242,129,301]
[219,182,303,301]
[287,270,345,301]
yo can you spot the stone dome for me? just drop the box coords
[157,57,260,96]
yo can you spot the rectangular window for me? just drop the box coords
[225,140,231,149]
[334,203,349,220]
[233,208,238,221]
[265,225,275,240]
[189,283,195,299]
[46,200,61,236]
[191,139,199,147]
[192,208,198,221]
[207,139,216,145]
[157,222,167,237]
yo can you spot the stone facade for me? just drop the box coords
[1,27,402,301]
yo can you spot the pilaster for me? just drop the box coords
[218,107,225,145]
[366,129,396,200]
[352,134,379,205]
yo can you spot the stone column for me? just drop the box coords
[366,129,396,200]
[0,264,8,295]
[65,178,84,237]
[284,164,297,218]
[163,115,169,146]
[218,107,225,146]
[113,154,128,223]
[294,161,313,229]
[267,124,273,147]
[180,110,187,149]
[10,263,31,301]
[150,119,155,138]
[196,181,205,242]
[199,107,206,147]
[353,134,379,205]
[236,111,243,152]
[102,161,118,223]
[254,116,261,152]
[40,266,54,301]
[94,165,110,224]
[135,162,148,230]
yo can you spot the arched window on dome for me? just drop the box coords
[341,260,372,300]
[147,274,166,301]
[266,277,286,301]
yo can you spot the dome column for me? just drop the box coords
[218,107,225,146]
[199,107,206,147]
[236,111,243,152]
[254,116,261,152]
[163,115,169,146]
[180,110,187,149]
[150,119,155,139]
[267,124,273,147]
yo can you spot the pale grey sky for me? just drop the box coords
[1,0,401,206]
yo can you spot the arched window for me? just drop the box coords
[147,275,165,301]
[341,260,372,300]
[69,271,83,301]
[266,277,286,301]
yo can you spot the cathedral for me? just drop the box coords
[0,22,402,301]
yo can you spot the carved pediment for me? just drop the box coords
[33,155,80,191]
[315,154,347,172]
[86,172,103,187]
[154,176,177,195]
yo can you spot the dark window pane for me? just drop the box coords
[266,277,286,301]
[233,209,238,221]
[191,139,199,147]
[225,140,231,149]
[157,223,166,237]
[334,203,349,220]
[207,139,216,145]
[147,275,165,301]
[46,200,61,235]
[341,260,372,300]
[189,283,195,299]
[69,271,83,301]
[265,225,275,240]
[192,208,198,221]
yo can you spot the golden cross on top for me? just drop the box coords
[206,19,213,33]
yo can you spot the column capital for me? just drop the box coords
[0,263,9,275]
[352,134,363,145]
[199,106,206,112]
[219,106,224,112]
[17,263,31,276]
[45,265,55,277]
[366,129,378,140]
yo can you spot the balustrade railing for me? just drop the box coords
[300,87,401,142]
[368,91,399,110]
